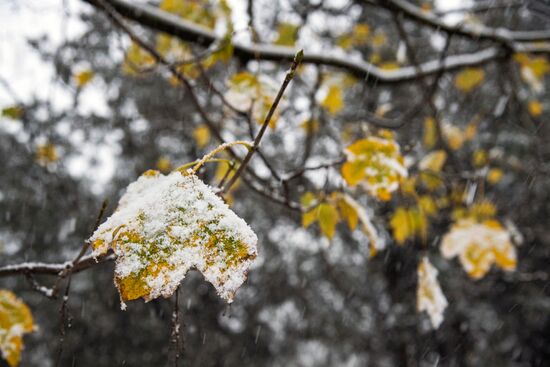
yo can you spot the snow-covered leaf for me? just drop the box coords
[417,258,448,329]
[341,132,407,200]
[90,169,258,308]
[441,219,517,279]
[0,290,35,367]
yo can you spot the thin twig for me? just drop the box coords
[222,50,304,194]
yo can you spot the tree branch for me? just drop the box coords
[0,252,115,278]
[80,0,549,84]
[381,0,550,46]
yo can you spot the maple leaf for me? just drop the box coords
[417,258,448,329]
[0,290,35,367]
[89,169,258,308]
[440,219,517,279]
[341,133,407,200]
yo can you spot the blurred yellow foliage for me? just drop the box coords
[0,290,35,367]
[454,68,485,93]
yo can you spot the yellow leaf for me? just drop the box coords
[321,85,344,115]
[468,200,497,221]
[73,69,94,87]
[302,208,318,228]
[337,195,358,230]
[351,23,370,46]
[419,172,444,191]
[464,123,477,141]
[515,54,550,78]
[528,100,543,117]
[442,123,465,150]
[317,203,339,239]
[160,0,216,28]
[202,35,234,69]
[0,290,35,367]
[420,3,433,12]
[422,117,437,149]
[35,143,58,165]
[122,42,156,75]
[342,134,407,200]
[454,67,485,93]
[299,119,319,133]
[390,207,428,244]
[156,156,172,173]
[441,218,517,279]
[300,192,318,228]
[419,150,447,172]
[337,194,382,251]
[487,168,504,184]
[341,160,367,186]
[417,257,447,329]
[300,191,316,207]
[274,23,299,46]
[418,195,437,216]
[390,207,412,245]
[472,149,488,167]
[1,105,24,120]
[193,125,211,148]
[371,32,387,48]
[89,170,258,306]
[379,61,400,70]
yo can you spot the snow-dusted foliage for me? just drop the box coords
[89,169,258,308]
[441,219,516,279]
[417,257,448,329]
[0,290,34,367]
[341,131,407,201]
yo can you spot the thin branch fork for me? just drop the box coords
[222,50,304,194]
